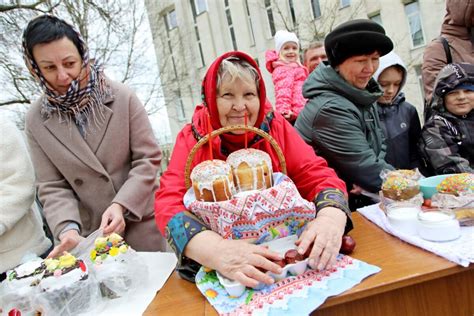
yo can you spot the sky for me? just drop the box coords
[100,0,172,145]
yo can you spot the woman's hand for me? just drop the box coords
[48,230,84,258]
[214,239,284,288]
[296,207,347,271]
[282,110,295,120]
[184,230,283,288]
[100,203,126,235]
[350,184,363,195]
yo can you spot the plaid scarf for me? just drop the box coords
[22,16,112,133]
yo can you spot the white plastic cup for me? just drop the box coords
[417,211,461,242]
[386,204,420,235]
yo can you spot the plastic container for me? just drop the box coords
[216,272,246,297]
[417,211,461,242]
[418,174,454,199]
[386,204,420,235]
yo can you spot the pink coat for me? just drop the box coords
[265,50,308,117]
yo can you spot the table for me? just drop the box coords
[144,213,474,316]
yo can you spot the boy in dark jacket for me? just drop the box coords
[373,51,421,170]
[418,63,474,175]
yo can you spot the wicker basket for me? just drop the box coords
[184,125,287,189]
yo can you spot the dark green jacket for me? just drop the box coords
[295,63,394,193]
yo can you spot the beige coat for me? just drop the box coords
[422,0,474,104]
[25,79,166,251]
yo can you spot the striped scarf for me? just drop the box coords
[22,16,112,133]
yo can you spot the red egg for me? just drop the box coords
[272,258,287,268]
[340,235,356,254]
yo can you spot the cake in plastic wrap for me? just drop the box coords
[431,173,474,225]
[1,259,45,315]
[89,233,146,299]
[380,169,423,210]
[34,252,100,316]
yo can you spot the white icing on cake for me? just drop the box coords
[227,148,272,169]
[5,259,45,290]
[12,259,43,278]
[227,149,273,191]
[191,159,234,201]
[39,262,88,292]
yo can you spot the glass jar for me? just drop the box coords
[417,211,461,242]
[386,204,420,235]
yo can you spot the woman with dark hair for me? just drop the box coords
[155,51,352,287]
[22,15,166,257]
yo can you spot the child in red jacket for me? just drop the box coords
[265,30,308,123]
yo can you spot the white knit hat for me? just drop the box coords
[274,30,299,53]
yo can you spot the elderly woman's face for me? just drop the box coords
[216,75,260,134]
[338,51,380,89]
[32,36,82,95]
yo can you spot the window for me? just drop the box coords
[194,25,205,67]
[369,13,382,26]
[163,14,178,79]
[169,39,178,79]
[224,0,237,50]
[340,0,350,8]
[194,0,207,15]
[190,0,205,67]
[405,1,425,47]
[166,10,177,30]
[311,0,321,19]
[265,0,275,36]
[414,64,424,100]
[244,0,255,46]
[289,0,296,26]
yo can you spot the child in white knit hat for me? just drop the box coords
[265,30,308,123]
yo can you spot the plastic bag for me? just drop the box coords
[89,247,147,299]
[379,169,423,210]
[33,268,102,316]
[80,232,148,299]
[0,255,102,316]
[0,283,38,316]
[0,258,44,315]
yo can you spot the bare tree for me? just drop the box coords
[145,0,200,125]
[266,0,367,44]
[0,0,164,118]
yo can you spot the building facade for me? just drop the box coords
[145,0,446,143]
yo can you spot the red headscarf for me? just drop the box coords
[192,51,269,153]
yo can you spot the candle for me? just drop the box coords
[244,112,248,149]
[207,113,213,160]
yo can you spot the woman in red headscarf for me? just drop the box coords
[155,51,352,287]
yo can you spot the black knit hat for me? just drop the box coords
[324,19,393,67]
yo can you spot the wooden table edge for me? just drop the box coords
[320,213,472,308]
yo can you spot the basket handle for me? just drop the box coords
[184,125,287,189]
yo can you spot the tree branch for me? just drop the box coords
[0,99,30,106]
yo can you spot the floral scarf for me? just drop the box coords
[22,15,111,133]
